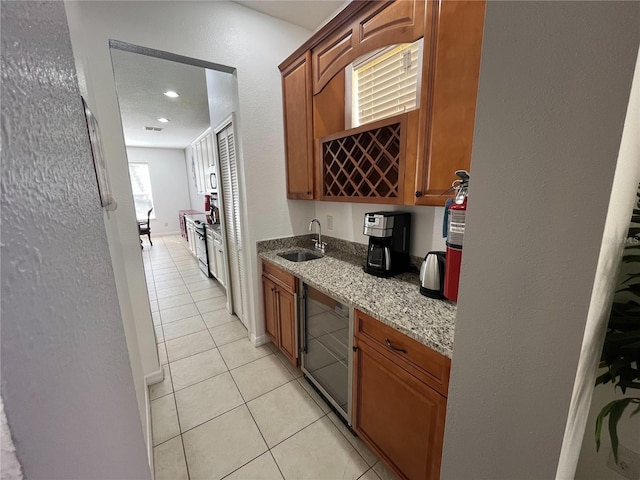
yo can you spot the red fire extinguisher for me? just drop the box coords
[204,194,211,212]
[444,170,469,302]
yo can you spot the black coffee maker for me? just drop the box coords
[363,212,411,277]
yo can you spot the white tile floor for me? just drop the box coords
[144,235,399,480]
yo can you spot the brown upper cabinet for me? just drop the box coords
[281,52,314,200]
[279,0,486,206]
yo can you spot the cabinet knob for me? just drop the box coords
[415,191,422,198]
[307,191,311,195]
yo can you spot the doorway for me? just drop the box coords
[108,41,246,324]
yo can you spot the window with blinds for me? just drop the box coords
[128,163,155,220]
[351,38,423,127]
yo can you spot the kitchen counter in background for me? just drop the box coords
[205,223,222,236]
[258,235,457,358]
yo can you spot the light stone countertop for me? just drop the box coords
[258,237,457,358]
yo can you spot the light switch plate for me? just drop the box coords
[607,445,640,479]
[327,215,334,230]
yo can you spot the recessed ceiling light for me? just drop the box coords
[157,118,170,123]
[163,90,179,98]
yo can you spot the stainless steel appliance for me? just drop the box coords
[363,212,411,277]
[300,282,353,424]
[420,251,446,298]
[194,222,210,277]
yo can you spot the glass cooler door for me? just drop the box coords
[301,283,352,422]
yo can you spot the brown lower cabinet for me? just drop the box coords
[353,309,450,480]
[262,260,298,367]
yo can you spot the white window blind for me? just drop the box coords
[352,38,423,127]
[128,163,155,220]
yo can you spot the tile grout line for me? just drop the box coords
[268,450,287,480]
[158,237,195,480]
[214,345,275,480]
[264,344,380,470]
[155,351,276,403]
[152,344,273,401]
[146,237,191,479]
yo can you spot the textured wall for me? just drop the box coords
[0,2,150,478]
[440,2,640,478]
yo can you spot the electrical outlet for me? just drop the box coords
[327,215,334,230]
[164,222,168,227]
[607,445,640,480]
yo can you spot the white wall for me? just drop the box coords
[127,147,192,234]
[65,0,315,348]
[313,202,446,257]
[440,2,640,479]
[567,51,640,479]
[1,2,150,477]
[207,69,239,132]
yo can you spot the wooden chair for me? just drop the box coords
[138,208,153,248]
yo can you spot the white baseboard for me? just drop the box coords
[144,369,163,479]
[144,380,154,480]
[251,333,270,347]
[145,368,164,386]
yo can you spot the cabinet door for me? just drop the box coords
[311,0,425,95]
[414,0,486,206]
[262,276,278,344]
[281,52,314,200]
[186,225,196,255]
[276,289,298,366]
[207,235,218,278]
[215,242,226,288]
[353,340,446,480]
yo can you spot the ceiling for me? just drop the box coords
[111,49,211,149]
[110,2,342,149]
[234,1,344,30]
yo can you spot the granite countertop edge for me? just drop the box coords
[258,242,456,359]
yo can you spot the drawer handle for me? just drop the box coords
[386,338,407,354]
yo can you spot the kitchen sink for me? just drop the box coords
[278,250,323,262]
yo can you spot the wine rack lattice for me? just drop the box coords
[321,121,402,199]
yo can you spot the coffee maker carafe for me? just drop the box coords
[363,212,411,277]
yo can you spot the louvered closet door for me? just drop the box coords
[217,122,247,326]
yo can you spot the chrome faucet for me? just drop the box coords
[309,218,326,254]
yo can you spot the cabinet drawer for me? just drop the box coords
[355,309,450,396]
[262,260,297,294]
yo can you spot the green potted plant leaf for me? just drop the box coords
[595,188,640,462]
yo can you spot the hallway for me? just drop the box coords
[144,235,396,480]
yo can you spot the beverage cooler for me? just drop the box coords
[300,283,353,424]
